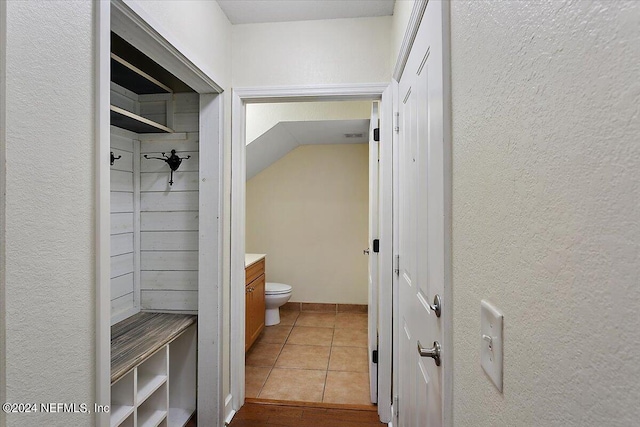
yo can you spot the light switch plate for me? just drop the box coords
[481,300,503,392]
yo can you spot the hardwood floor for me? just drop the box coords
[185,401,385,426]
[228,402,386,426]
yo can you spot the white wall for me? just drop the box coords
[232,16,392,87]
[0,1,7,425]
[4,2,95,425]
[246,101,371,144]
[450,1,640,425]
[246,144,369,304]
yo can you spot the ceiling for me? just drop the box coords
[246,119,369,179]
[217,0,395,25]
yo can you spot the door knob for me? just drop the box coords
[417,340,441,366]
[429,294,442,318]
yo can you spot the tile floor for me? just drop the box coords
[245,310,373,407]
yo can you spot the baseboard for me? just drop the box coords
[224,394,235,426]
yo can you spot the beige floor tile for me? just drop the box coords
[322,371,373,406]
[332,328,368,348]
[287,326,334,346]
[246,342,283,367]
[259,324,293,345]
[295,312,336,328]
[279,310,300,326]
[259,368,326,402]
[328,346,368,372]
[275,344,331,370]
[334,313,368,329]
[245,366,271,398]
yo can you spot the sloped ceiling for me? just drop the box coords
[246,119,369,180]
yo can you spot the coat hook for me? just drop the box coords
[143,149,191,186]
[110,151,122,166]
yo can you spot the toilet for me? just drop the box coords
[265,282,293,326]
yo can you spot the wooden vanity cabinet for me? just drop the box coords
[245,259,266,351]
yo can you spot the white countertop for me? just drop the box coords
[245,253,266,268]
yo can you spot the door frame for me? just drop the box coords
[390,0,453,425]
[230,83,391,421]
[96,1,225,426]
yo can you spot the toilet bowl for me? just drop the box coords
[265,282,292,326]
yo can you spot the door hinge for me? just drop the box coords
[373,239,380,253]
[373,128,380,142]
[372,349,378,364]
[394,254,400,275]
[394,112,400,133]
[393,395,399,419]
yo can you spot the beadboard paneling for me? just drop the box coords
[111,192,134,213]
[141,231,198,251]
[140,171,199,192]
[111,233,134,256]
[112,273,134,300]
[140,191,198,212]
[140,251,198,271]
[111,253,135,278]
[140,271,198,291]
[110,129,138,324]
[140,211,199,231]
[111,212,134,235]
[140,290,198,311]
[111,170,134,192]
[140,96,199,312]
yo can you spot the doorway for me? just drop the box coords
[230,84,393,423]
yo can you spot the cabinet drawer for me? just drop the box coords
[245,259,265,285]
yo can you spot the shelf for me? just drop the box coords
[110,404,135,427]
[168,408,194,427]
[110,106,173,134]
[137,373,167,405]
[138,409,167,427]
[111,53,172,95]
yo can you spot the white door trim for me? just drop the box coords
[96,2,225,426]
[230,84,392,421]
[391,1,453,425]
[0,2,7,425]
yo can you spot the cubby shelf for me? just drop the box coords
[110,404,135,427]
[137,373,167,405]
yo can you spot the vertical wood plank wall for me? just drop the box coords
[110,126,139,323]
[139,93,200,312]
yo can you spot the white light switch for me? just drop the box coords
[481,300,503,392]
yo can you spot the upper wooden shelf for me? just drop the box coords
[111,53,172,95]
[110,105,173,134]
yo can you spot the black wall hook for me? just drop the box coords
[110,151,122,165]
[143,149,191,186]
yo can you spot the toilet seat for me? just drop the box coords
[265,282,292,295]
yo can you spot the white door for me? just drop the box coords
[397,1,446,426]
[368,102,380,403]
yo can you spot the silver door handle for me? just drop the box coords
[429,294,442,318]
[417,340,441,366]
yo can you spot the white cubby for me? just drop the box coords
[111,324,196,427]
[110,370,135,427]
[137,347,168,405]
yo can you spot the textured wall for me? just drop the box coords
[246,144,369,304]
[450,1,640,425]
[232,16,391,86]
[4,2,94,425]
